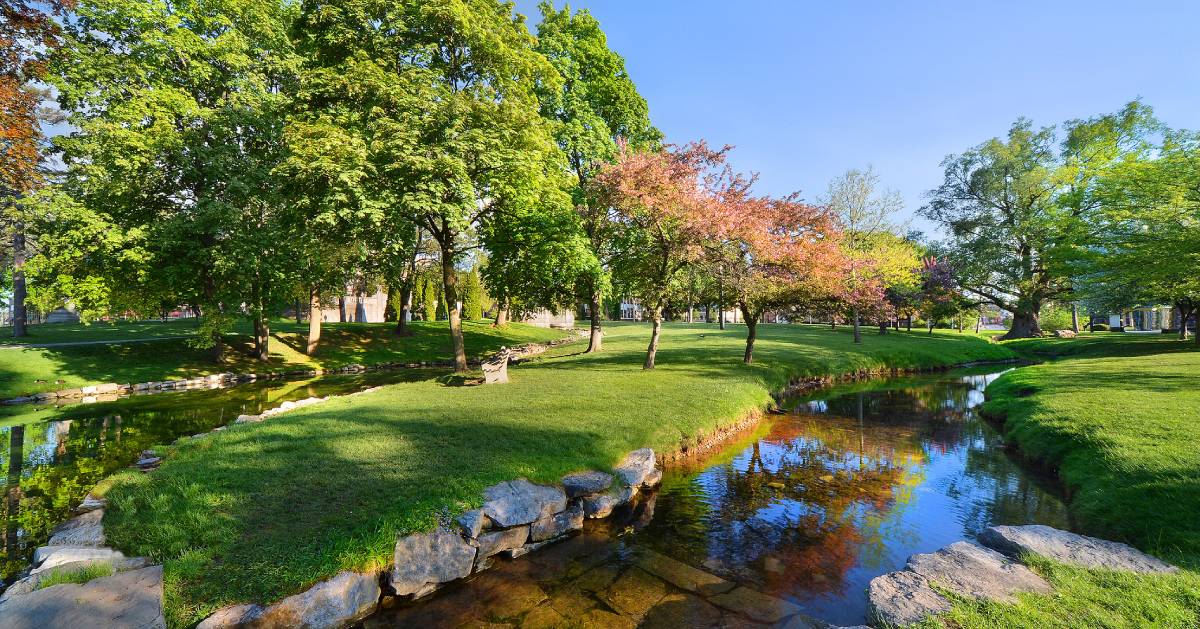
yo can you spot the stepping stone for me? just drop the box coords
[979,524,1179,573]
[706,586,802,624]
[0,564,164,629]
[32,547,126,574]
[47,510,105,547]
[632,549,736,596]
[867,570,951,627]
[905,541,1053,604]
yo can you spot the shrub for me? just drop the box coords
[1091,323,1110,331]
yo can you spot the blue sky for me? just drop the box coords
[515,1,1200,236]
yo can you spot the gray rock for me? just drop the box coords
[2,557,152,602]
[979,524,1179,574]
[247,570,379,629]
[867,570,951,627]
[613,449,656,487]
[475,525,529,560]
[47,509,105,547]
[582,493,619,519]
[561,471,614,498]
[457,509,487,539]
[642,468,663,488]
[706,585,802,624]
[391,528,476,596]
[0,564,164,629]
[481,479,567,527]
[530,503,584,542]
[196,604,263,629]
[74,494,106,515]
[33,547,125,573]
[905,541,1053,604]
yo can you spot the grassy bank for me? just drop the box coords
[98,322,1012,626]
[0,320,562,400]
[944,336,1200,627]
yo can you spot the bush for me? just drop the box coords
[1039,304,1077,332]
[1091,323,1110,331]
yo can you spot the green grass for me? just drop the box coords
[0,319,563,400]
[34,563,116,590]
[945,336,1200,627]
[0,318,204,345]
[97,322,1012,626]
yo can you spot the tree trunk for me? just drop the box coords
[306,288,321,355]
[906,315,912,332]
[12,223,27,338]
[338,296,346,323]
[1002,306,1043,339]
[396,239,420,336]
[718,280,726,330]
[355,291,366,323]
[586,289,603,353]
[493,298,509,327]
[956,315,963,332]
[253,314,270,361]
[975,308,982,333]
[928,318,934,335]
[440,248,468,373]
[878,320,888,335]
[1071,303,1080,334]
[852,308,861,344]
[644,307,663,370]
[741,304,758,364]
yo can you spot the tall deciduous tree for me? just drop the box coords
[534,2,659,352]
[592,141,725,369]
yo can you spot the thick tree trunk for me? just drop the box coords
[1071,303,1080,334]
[440,250,468,373]
[338,296,346,323]
[906,315,912,332]
[253,315,269,361]
[852,308,861,344]
[878,320,888,335]
[12,224,27,338]
[306,288,321,355]
[644,307,663,370]
[355,292,366,323]
[1001,307,1043,339]
[975,308,982,334]
[396,279,414,336]
[741,304,758,364]
[586,290,603,353]
[294,300,303,325]
[493,298,509,327]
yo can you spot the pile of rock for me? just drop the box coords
[0,495,165,629]
[867,524,1179,627]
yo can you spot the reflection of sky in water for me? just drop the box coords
[643,368,1069,626]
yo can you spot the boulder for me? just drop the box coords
[196,604,264,629]
[457,509,487,539]
[613,449,655,487]
[530,503,584,542]
[74,494,106,515]
[1055,329,1077,338]
[481,479,567,527]
[475,526,529,560]
[979,524,1178,573]
[561,471,614,499]
[867,570,951,627]
[642,468,663,489]
[905,541,1052,604]
[0,564,164,629]
[47,509,105,547]
[32,547,126,574]
[391,528,477,596]
[582,493,619,519]
[247,570,379,629]
[95,383,120,394]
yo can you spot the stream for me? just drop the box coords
[370,366,1071,628]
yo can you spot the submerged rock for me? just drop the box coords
[631,549,735,597]
[0,564,164,629]
[706,585,803,624]
[391,528,476,596]
[979,524,1179,573]
[481,479,567,527]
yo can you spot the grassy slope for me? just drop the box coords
[938,334,1200,628]
[99,322,1012,626]
[0,320,561,400]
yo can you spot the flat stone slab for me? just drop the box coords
[2,557,151,602]
[640,592,723,629]
[906,541,1053,604]
[561,471,614,498]
[0,564,164,629]
[482,479,567,527]
[867,569,952,627]
[632,549,735,596]
[601,568,668,618]
[392,528,477,596]
[33,546,126,574]
[707,585,802,624]
[613,449,656,487]
[979,524,1178,573]
[47,509,105,547]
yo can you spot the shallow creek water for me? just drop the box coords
[369,366,1071,628]
[0,368,445,582]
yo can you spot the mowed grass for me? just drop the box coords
[99,322,1013,626]
[950,338,1200,627]
[0,320,562,400]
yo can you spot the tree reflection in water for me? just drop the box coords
[638,368,1071,625]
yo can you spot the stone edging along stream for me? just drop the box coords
[0,334,581,406]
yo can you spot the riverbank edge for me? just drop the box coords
[96,336,1016,627]
[0,333,579,406]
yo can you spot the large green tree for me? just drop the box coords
[534,2,659,352]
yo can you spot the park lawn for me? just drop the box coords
[98,322,1013,627]
[0,318,205,345]
[941,338,1200,627]
[0,320,563,400]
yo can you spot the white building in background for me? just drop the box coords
[520,309,575,328]
[318,288,389,323]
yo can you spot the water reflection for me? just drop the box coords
[0,368,443,582]
[641,368,1070,625]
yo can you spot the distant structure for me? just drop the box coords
[520,309,575,328]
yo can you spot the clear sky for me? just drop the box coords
[514,0,1200,237]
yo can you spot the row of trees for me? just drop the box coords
[6,0,963,372]
[921,100,1199,342]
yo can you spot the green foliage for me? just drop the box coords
[461,269,484,321]
[35,563,115,590]
[1039,303,1078,333]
